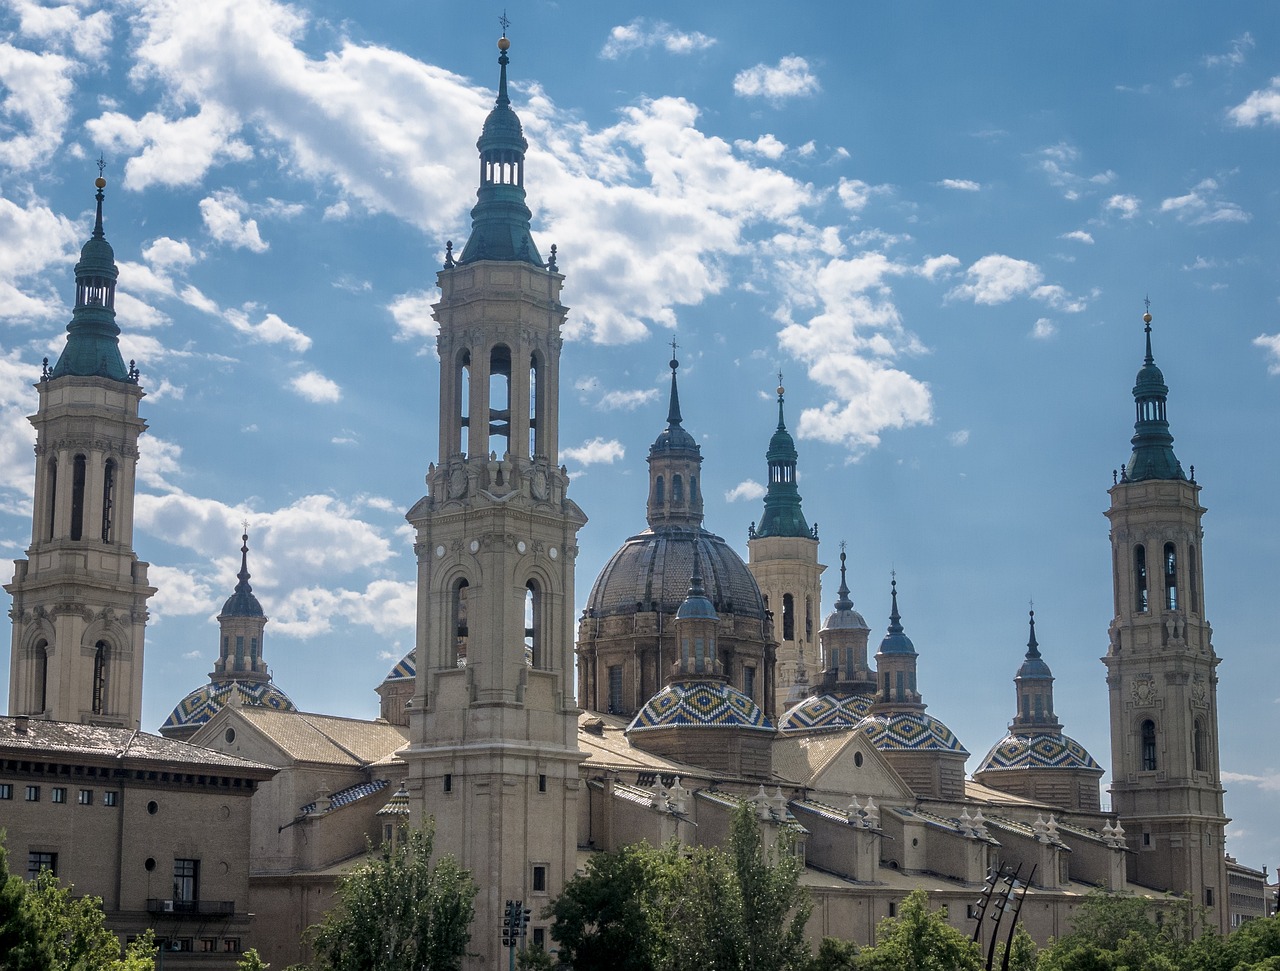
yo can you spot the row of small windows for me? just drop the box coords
[778,594,813,642]
[652,474,698,505]
[0,784,118,806]
[453,346,547,461]
[1138,717,1209,773]
[28,640,112,716]
[45,456,117,543]
[1132,542,1198,614]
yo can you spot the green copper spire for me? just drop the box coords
[456,33,544,267]
[754,376,813,539]
[49,170,130,382]
[1123,304,1184,483]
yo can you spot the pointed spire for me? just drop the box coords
[1026,608,1040,658]
[667,344,685,427]
[220,527,265,619]
[49,168,130,382]
[235,530,253,596]
[754,372,812,539]
[834,548,853,611]
[1123,302,1184,482]
[878,574,916,655]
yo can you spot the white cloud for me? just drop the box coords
[0,42,77,169]
[600,19,716,59]
[948,430,970,446]
[1229,76,1280,127]
[599,388,659,410]
[1205,32,1254,69]
[1221,769,1280,791]
[224,308,312,352]
[937,179,980,191]
[388,290,437,343]
[734,134,787,160]
[290,370,341,402]
[1105,194,1140,218]
[136,436,185,492]
[1159,179,1250,225]
[9,0,113,60]
[725,479,766,502]
[1032,318,1057,339]
[1253,334,1280,375]
[270,579,415,638]
[0,351,41,502]
[837,179,893,215]
[142,236,196,267]
[734,56,820,102]
[88,104,253,190]
[560,437,625,465]
[1060,230,1094,244]
[918,255,961,281]
[199,190,269,252]
[0,197,81,322]
[948,255,1043,305]
[148,565,216,618]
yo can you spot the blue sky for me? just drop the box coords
[2,1,1279,873]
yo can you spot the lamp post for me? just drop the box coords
[502,899,531,971]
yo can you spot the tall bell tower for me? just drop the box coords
[401,33,587,967]
[6,172,154,729]
[1103,305,1227,931]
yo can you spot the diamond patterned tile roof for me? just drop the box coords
[778,690,875,733]
[163,679,296,730]
[627,680,774,734]
[976,732,1102,772]
[381,651,415,683]
[300,778,390,815]
[856,711,968,754]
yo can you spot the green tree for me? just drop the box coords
[855,889,982,971]
[515,944,555,969]
[237,947,271,970]
[731,803,812,971]
[807,936,860,971]
[310,819,476,971]
[546,843,661,971]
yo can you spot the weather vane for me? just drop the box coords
[670,337,679,357]
[242,518,250,534]
[1144,294,1151,314]
[499,10,510,35]
[96,153,106,178]
[839,540,847,554]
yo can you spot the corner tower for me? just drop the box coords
[747,378,823,716]
[401,35,587,968]
[6,173,155,729]
[1103,307,1227,930]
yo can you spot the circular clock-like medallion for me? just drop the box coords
[470,540,480,553]
[435,545,445,558]
[517,541,527,554]
[549,547,558,560]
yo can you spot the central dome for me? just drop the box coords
[585,526,767,622]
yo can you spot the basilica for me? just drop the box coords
[1,34,1269,971]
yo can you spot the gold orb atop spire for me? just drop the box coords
[498,35,510,51]
[95,176,106,189]
[1143,312,1152,324]
[777,384,785,397]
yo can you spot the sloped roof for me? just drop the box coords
[231,708,408,766]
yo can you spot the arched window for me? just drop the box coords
[524,580,543,668]
[1133,545,1148,613]
[488,344,512,457]
[782,593,795,641]
[1194,718,1207,772]
[34,640,49,713]
[457,349,471,456]
[654,476,664,505]
[101,459,116,542]
[895,670,905,703]
[70,454,87,541]
[92,641,108,715]
[882,671,890,702]
[1188,547,1199,613]
[689,477,698,500]
[672,475,684,503]
[1141,719,1157,771]
[1164,543,1178,611]
[452,580,470,667]
[46,458,57,540]
[529,352,542,458]
[805,596,813,640]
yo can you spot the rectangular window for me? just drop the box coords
[25,786,40,802]
[532,864,547,893]
[538,774,547,793]
[200,939,218,953]
[78,789,93,805]
[0,784,11,800]
[1205,887,1214,907]
[443,774,452,793]
[888,901,897,918]
[173,858,199,904]
[27,852,56,879]
[224,939,241,953]
[51,787,66,804]
[103,791,118,807]
[532,928,546,949]
[607,665,624,714]
[744,666,756,700]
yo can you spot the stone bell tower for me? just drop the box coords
[6,172,154,729]
[401,33,587,967]
[1103,306,1227,931]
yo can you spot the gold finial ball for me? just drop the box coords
[498,36,510,51]
[95,176,106,189]
[777,385,785,397]
[1143,312,1152,323]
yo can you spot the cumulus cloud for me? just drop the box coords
[143,236,196,267]
[0,42,77,169]
[88,104,253,190]
[388,290,437,344]
[1032,318,1057,339]
[1105,194,1140,218]
[1060,230,1094,244]
[200,189,269,252]
[599,388,659,410]
[937,179,980,191]
[290,370,341,402]
[733,56,820,102]
[600,19,715,59]
[0,351,41,504]
[0,197,82,322]
[836,178,893,215]
[918,255,961,281]
[1159,179,1250,225]
[561,437,625,465]
[948,255,1043,305]
[1253,334,1280,375]
[1205,32,1254,69]
[1221,769,1280,791]
[734,134,787,159]
[1229,77,1280,127]
[725,479,766,502]
[148,564,216,618]
[224,307,312,352]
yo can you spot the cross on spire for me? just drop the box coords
[499,10,510,35]
[96,153,106,178]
